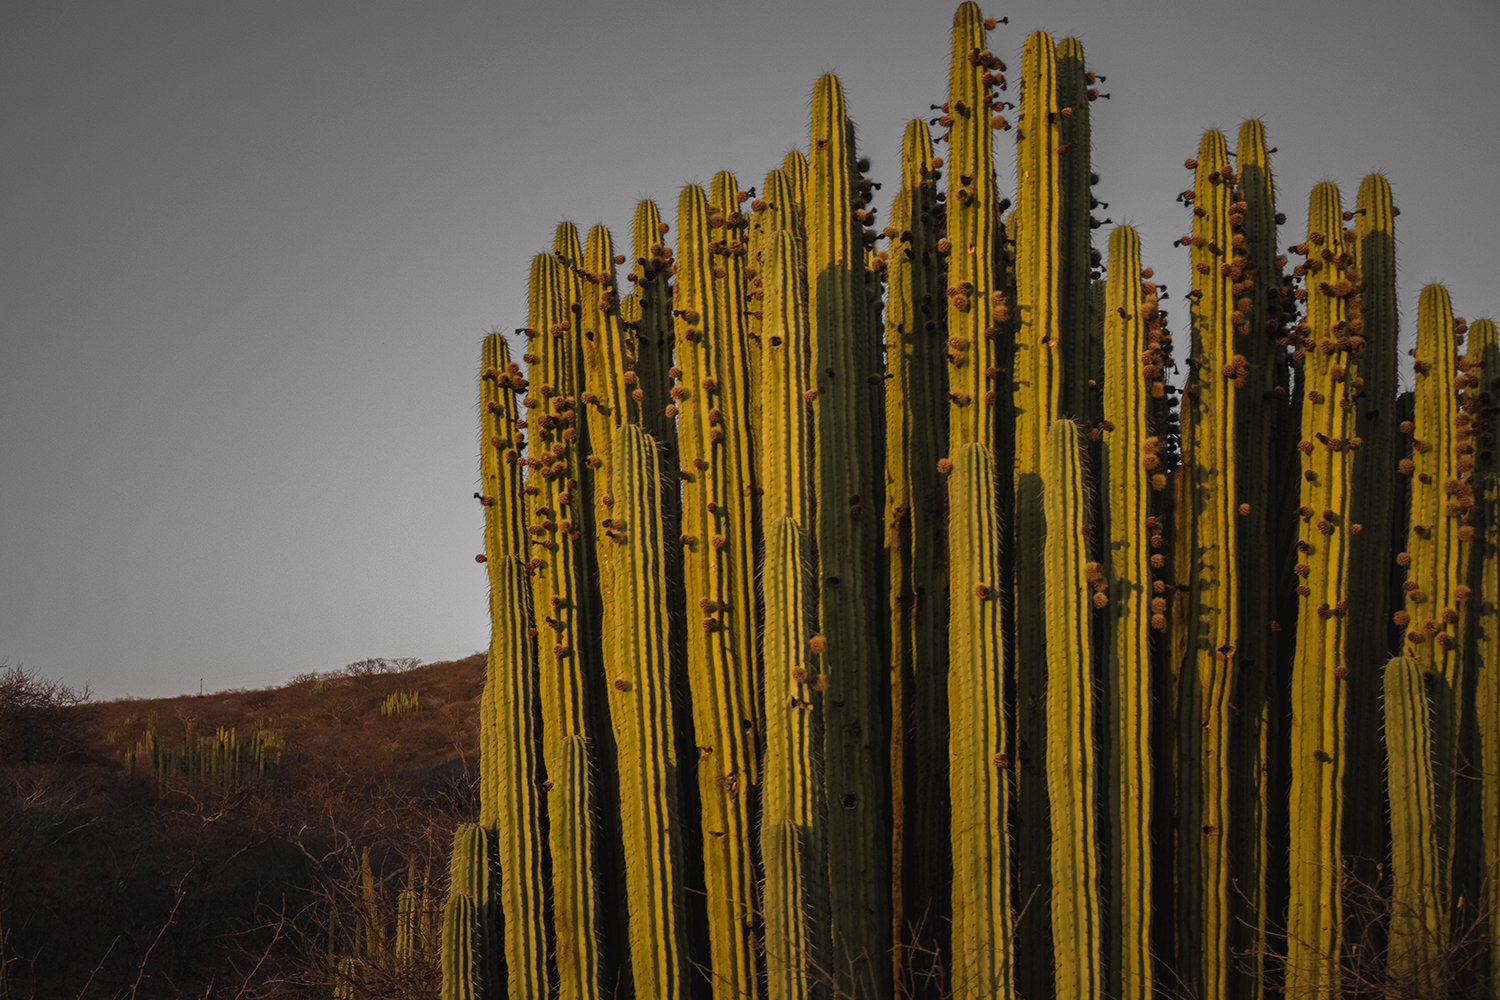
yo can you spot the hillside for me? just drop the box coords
[0,655,486,999]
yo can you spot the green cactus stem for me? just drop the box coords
[884,116,952,981]
[1286,180,1362,1000]
[1043,419,1101,1000]
[1383,656,1449,997]
[1401,283,1466,910]
[1010,33,1063,988]
[1460,317,1498,994]
[947,441,1013,1000]
[1178,128,1240,1000]
[759,233,826,991]
[604,423,691,1000]
[1055,38,1095,426]
[479,333,547,999]
[1345,173,1400,890]
[1099,224,1156,1000]
[1228,121,1282,998]
[524,250,603,1000]
[807,70,889,999]
[672,180,761,999]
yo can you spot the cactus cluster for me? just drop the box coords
[461,5,1497,999]
[130,721,282,794]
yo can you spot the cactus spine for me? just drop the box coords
[1043,419,1101,1000]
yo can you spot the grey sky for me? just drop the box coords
[3,0,1496,699]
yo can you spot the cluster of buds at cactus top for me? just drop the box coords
[460,6,1497,1000]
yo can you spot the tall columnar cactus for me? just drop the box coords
[478,334,547,999]
[883,116,951,978]
[1401,283,1465,906]
[1178,127,1240,1000]
[1461,317,1499,991]
[807,71,889,998]
[1055,37,1095,426]
[604,422,691,1000]
[1335,172,1400,895]
[1382,655,1449,997]
[759,227,827,1000]
[946,441,1013,1000]
[441,824,492,1000]
[524,249,604,1000]
[1042,419,1101,1000]
[1010,34,1063,985]
[1286,180,1364,1000]
[1099,224,1158,1000]
[1228,121,1283,996]
[465,9,1499,1000]
[672,181,760,1000]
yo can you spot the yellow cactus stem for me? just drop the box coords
[1178,128,1241,1000]
[1287,181,1359,1000]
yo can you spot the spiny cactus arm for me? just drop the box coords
[1056,38,1095,426]
[553,220,582,264]
[626,198,679,452]
[1382,656,1448,997]
[891,121,952,945]
[524,251,604,1000]
[807,71,888,998]
[947,441,1013,1000]
[1287,180,1359,1000]
[1344,170,1400,894]
[1011,27,1061,472]
[543,734,603,1000]
[1100,224,1154,1000]
[782,149,808,217]
[762,230,812,527]
[1010,36,1062,988]
[1462,318,1499,991]
[479,333,547,998]
[440,893,477,1000]
[1404,285,1466,675]
[1403,286,1466,914]
[760,227,824,994]
[441,825,490,999]
[761,519,826,1000]
[1042,419,1102,1000]
[1177,127,1240,1000]
[944,1,1002,453]
[675,180,761,1000]
[606,424,690,1000]
[762,817,826,1000]
[1228,125,1280,990]
[582,224,635,428]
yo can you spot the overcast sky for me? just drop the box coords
[3,0,1496,700]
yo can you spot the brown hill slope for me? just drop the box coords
[0,654,485,999]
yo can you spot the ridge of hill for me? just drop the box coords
[1,654,487,999]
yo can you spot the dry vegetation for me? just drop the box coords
[0,655,486,999]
